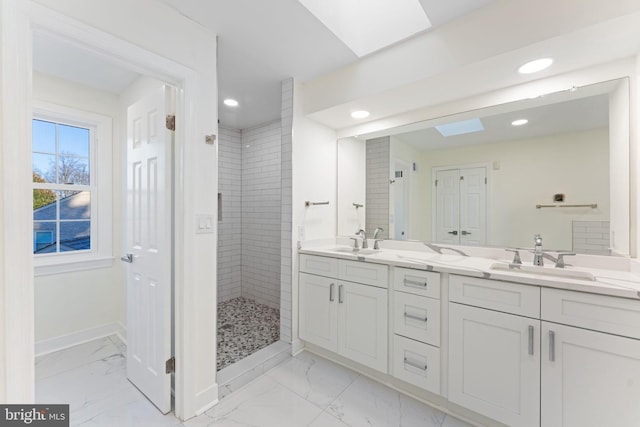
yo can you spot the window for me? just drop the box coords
[32,103,113,275]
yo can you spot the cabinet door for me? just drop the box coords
[541,322,640,427]
[338,281,388,373]
[449,303,540,427]
[299,273,338,352]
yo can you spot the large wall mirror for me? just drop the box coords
[337,78,629,256]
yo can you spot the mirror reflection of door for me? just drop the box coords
[435,166,487,246]
[391,159,411,240]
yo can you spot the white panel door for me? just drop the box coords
[337,281,388,373]
[299,273,338,352]
[435,169,460,244]
[449,303,540,427]
[459,167,486,245]
[125,86,173,413]
[541,322,640,427]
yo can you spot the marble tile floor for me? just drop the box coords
[217,296,280,371]
[36,335,476,427]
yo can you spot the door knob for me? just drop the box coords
[461,230,472,235]
[447,230,458,235]
[120,253,133,263]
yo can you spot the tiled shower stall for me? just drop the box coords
[217,78,293,370]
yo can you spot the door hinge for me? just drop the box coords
[435,179,438,187]
[165,356,175,374]
[166,115,176,131]
[485,177,487,184]
[460,176,464,181]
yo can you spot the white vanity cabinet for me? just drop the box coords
[391,267,441,394]
[298,254,389,373]
[540,288,640,427]
[448,275,541,427]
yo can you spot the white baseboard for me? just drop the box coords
[194,383,219,416]
[35,322,126,357]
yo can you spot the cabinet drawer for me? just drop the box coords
[393,335,440,395]
[394,292,440,346]
[449,274,540,318]
[299,254,338,277]
[338,259,388,288]
[393,267,440,299]
[542,288,640,339]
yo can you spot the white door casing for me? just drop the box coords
[125,85,173,414]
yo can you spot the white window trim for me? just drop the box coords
[33,101,113,276]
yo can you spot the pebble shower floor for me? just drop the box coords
[217,296,280,371]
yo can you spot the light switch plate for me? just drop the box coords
[196,214,215,234]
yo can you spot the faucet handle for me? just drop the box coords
[349,237,359,250]
[373,239,384,250]
[555,252,576,268]
[506,248,522,265]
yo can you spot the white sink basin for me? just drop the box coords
[490,262,595,281]
[329,247,379,255]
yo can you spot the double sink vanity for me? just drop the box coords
[297,238,640,427]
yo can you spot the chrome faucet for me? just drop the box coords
[372,227,384,249]
[356,229,368,249]
[533,234,544,266]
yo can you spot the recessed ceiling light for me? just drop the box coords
[351,110,370,119]
[518,58,553,74]
[223,98,239,107]
[512,119,529,126]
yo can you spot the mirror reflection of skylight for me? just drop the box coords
[435,118,485,137]
[298,0,431,57]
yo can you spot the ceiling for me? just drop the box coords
[31,1,640,132]
[32,0,496,129]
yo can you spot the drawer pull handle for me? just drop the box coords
[528,325,534,356]
[403,278,427,289]
[404,312,428,322]
[404,357,427,371]
[339,284,344,304]
[329,283,335,302]
[549,330,556,362]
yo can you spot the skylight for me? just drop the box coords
[435,118,485,137]
[298,0,431,57]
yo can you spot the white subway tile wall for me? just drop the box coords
[366,137,390,240]
[218,126,243,302]
[572,220,611,255]
[280,78,294,343]
[242,121,283,309]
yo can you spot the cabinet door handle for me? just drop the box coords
[528,325,534,355]
[338,284,344,304]
[329,283,335,302]
[404,312,428,323]
[404,357,427,371]
[403,278,427,289]
[549,330,556,362]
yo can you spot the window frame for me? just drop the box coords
[32,102,113,275]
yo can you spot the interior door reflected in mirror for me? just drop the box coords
[337,78,630,256]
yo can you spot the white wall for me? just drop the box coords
[32,72,124,345]
[421,128,610,251]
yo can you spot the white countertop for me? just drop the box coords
[299,239,640,300]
